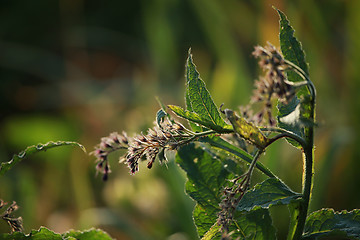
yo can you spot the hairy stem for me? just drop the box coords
[288,78,316,240]
[262,127,306,148]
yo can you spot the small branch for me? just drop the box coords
[261,127,307,148]
[284,59,316,100]
[245,150,264,186]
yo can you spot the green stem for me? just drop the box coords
[284,59,316,99]
[203,137,276,178]
[244,149,264,189]
[262,127,307,148]
[287,78,316,240]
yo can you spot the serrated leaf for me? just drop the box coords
[176,144,276,239]
[186,50,227,129]
[224,109,268,149]
[168,105,232,133]
[0,227,113,240]
[232,209,277,240]
[275,8,312,148]
[185,83,203,132]
[276,8,309,80]
[0,141,86,177]
[176,144,231,238]
[303,208,360,240]
[237,178,301,212]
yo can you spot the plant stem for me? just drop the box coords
[288,77,316,240]
[262,127,306,148]
[202,137,276,178]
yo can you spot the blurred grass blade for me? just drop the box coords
[303,209,360,239]
[0,141,86,177]
[186,50,227,129]
[0,226,113,239]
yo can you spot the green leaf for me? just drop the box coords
[185,82,203,132]
[176,144,276,239]
[186,50,227,130]
[303,208,360,240]
[156,96,174,124]
[276,8,309,80]
[176,143,231,238]
[0,141,86,177]
[193,205,221,239]
[232,209,277,240]
[199,141,245,176]
[168,105,232,133]
[237,178,301,212]
[287,200,302,240]
[156,109,167,128]
[224,109,268,149]
[275,8,311,148]
[201,222,221,240]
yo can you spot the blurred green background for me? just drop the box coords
[1,0,360,239]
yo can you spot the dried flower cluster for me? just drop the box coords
[91,132,129,181]
[125,120,192,174]
[217,175,250,233]
[0,200,23,233]
[92,120,197,179]
[247,42,295,126]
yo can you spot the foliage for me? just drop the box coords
[89,7,360,240]
[1,5,360,240]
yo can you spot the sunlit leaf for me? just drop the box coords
[237,178,301,212]
[303,208,360,239]
[0,141,86,177]
[224,109,268,149]
[201,222,221,240]
[275,8,312,148]
[186,50,227,130]
[168,105,232,133]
